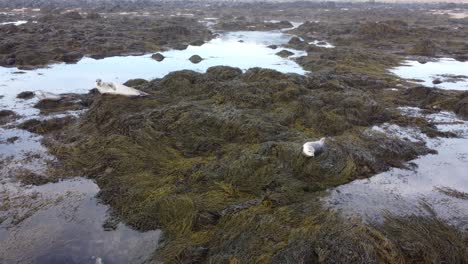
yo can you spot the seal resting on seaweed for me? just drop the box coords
[302,138,326,157]
[95,79,148,97]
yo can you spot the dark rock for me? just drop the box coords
[190,40,205,46]
[18,116,76,134]
[151,53,165,62]
[454,95,468,119]
[173,43,188,50]
[17,91,35,100]
[0,110,17,125]
[62,11,83,20]
[267,45,278,49]
[432,79,442,85]
[86,12,101,19]
[62,52,83,63]
[189,55,203,64]
[124,79,149,87]
[276,50,294,58]
[455,55,467,62]
[6,136,19,144]
[288,36,303,45]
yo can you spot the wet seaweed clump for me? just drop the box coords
[37,66,449,262]
[18,116,76,135]
[16,91,35,100]
[276,50,294,58]
[0,110,17,125]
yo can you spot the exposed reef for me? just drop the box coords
[0,15,212,68]
[37,67,466,263]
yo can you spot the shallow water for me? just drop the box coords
[390,58,468,90]
[0,20,28,26]
[324,108,468,230]
[0,30,306,116]
[0,29,307,263]
[309,40,335,48]
[0,178,162,264]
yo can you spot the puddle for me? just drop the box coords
[390,58,468,90]
[309,40,335,48]
[324,108,468,230]
[0,178,162,264]
[0,20,28,26]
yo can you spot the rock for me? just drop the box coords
[432,79,442,85]
[151,53,165,62]
[18,116,76,134]
[190,40,205,46]
[455,55,467,62]
[124,79,149,87]
[454,95,468,119]
[17,91,35,100]
[86,12,101,19]
[276,50,294,58]
[0,110,17,125]
[6,136,19,144]
[189,55,203,64]
[173,43,188,50]
[288,36,303,45]
[62,11,83,20]
[62,52,83,63]
[267,44,278,49]
[0,110,15,118]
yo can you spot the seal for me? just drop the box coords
[302,137,326,157]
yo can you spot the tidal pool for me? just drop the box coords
[0,20,28,26]
[324,108,468,230]
[0,178,162,264]
[0,29,307,264]
[0,30,307,116]
[390,58,468,90]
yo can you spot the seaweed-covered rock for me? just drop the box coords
[276,49,294,58]
[151,53,165,62]
[43,68,434,262]
[409,39,437,56]
[206,66,243,80]
[17,91,35,100]
[62,11,83,20]
[0,110,17,125]
[189,55,203,64]
[18,116,76,134]
[288,36,303,45]
[454,94,468,119]
[124,79,149,87]
[267,44,278,49]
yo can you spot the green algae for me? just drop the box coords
[36,67,457,263]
